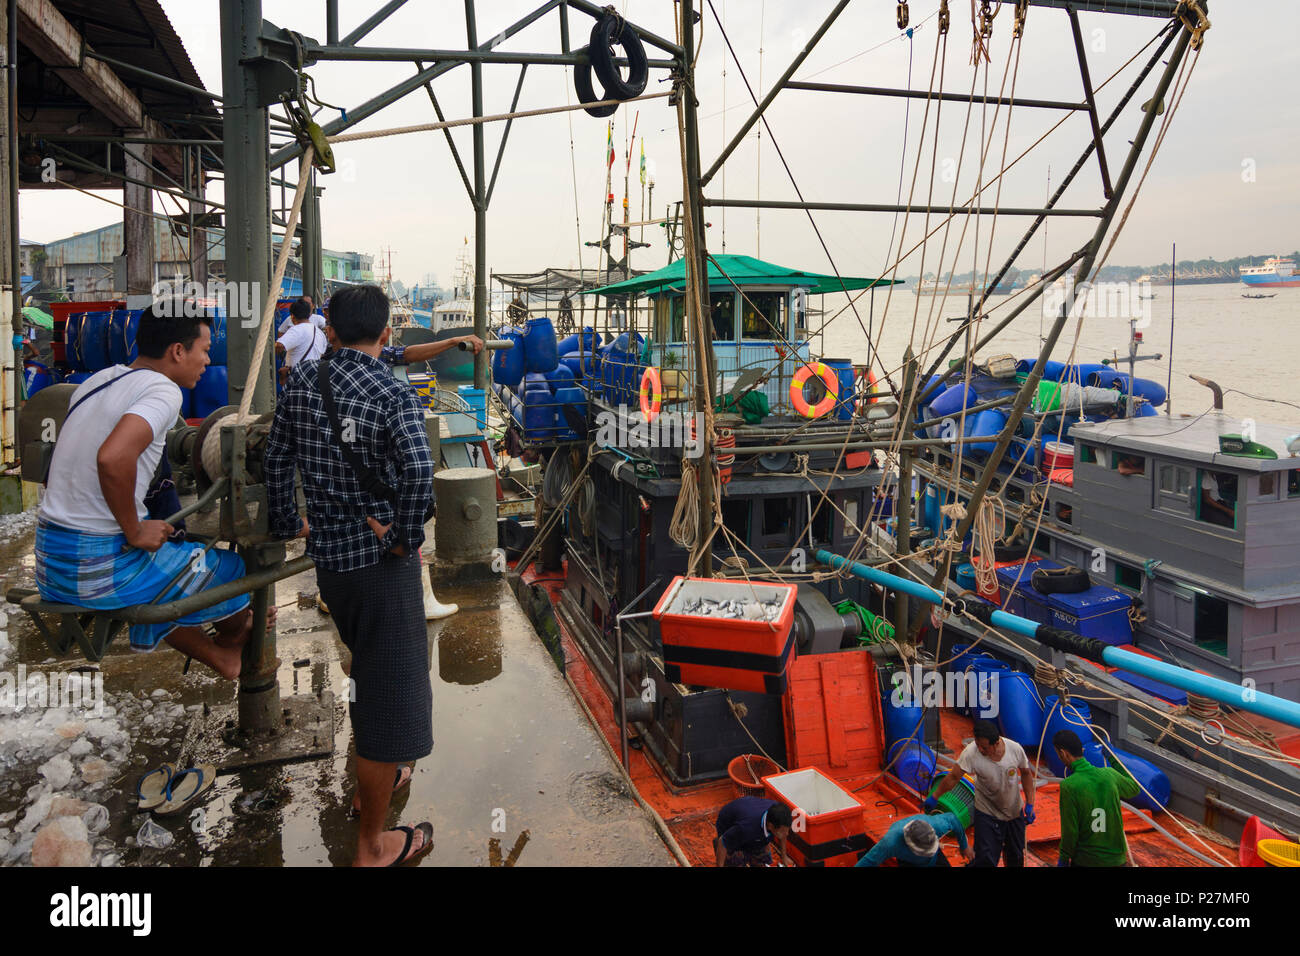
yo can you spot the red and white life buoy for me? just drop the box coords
[790,362,839,419]
[639,366,663,422]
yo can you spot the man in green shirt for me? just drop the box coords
[1053,729,1140,867]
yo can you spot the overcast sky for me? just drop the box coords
[20,1,1300,287]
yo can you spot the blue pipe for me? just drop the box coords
[815,549,1300,730]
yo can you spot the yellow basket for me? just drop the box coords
[1256,839,1300,867]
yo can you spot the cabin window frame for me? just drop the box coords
[1194,468,1239,531]
[1155,461,1194,516]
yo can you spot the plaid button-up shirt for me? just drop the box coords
[265,347,435,572]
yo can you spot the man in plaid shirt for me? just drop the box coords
[265,284,437,866]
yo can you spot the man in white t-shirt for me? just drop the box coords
[276,295,327,337]
[276,297,327,383]
[35,300,280,678]
[926,719,1037,866]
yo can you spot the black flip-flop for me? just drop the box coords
[349,765,412,819]
[387,822,434,867]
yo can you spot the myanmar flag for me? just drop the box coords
[607,122,615,168]
[639,139,646,185]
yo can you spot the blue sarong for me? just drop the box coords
[35,519,250,650]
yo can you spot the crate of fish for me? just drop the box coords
[653,576,798,695]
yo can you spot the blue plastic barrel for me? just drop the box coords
[557,328,598,354]
[109,310,134,366]
[1059,363,1108,385]
[523,316,559,373]
[180,386,195,419]
[996,671,1046,749]
[23,361,53,397]
[1108,748,1170,813]
[883,687,927,749]
[887,739,938,794]
[522,371,551,394]
[559,354,593,379]
[955,563,977,591]
[969,658,1010,720]
[545,363,576,390]
[821,358,856,421]
[554,385,586,437]
[492,327,526,390]
[522,388,557,436]
[192,365,228,419]
[1043,695,1094,777]
[65,312,86,371]
[1082,741,1106,768]
[78,311,113,372]
[208,310,228,366]
[962,409,1008,456]
[929,383,979,419]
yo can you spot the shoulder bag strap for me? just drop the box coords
[64,367,143,421]
[316,355,398,505]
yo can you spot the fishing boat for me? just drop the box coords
[479,0,1300,868]
[388,246,478,380]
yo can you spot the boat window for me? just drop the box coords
[763,497,793,537]
[1196,469,1238,529]
[841,497,860,537]
[1193,593,1229,658]
[721,498,751,543]
[1079,444,1098,465]
[810,498,833,545]
[1288,470,1300,499]
[1114,454,1145,476]
[709,292,736,341]
[1158,464,1192,496]
[666,296,686,342]
[740,291,786,340]
[1114,562,1143,592]
[1056,502,1073,525]
[1257,473,1277,500]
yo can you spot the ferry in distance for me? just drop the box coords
[1240,255,1300,288]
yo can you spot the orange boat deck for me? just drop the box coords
[523,565,1230,867]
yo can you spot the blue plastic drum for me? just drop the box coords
[192,364,228,419]
[995,671,1046,749]
[523,316,559,373]
[887,739,938,794]
[492,327,526,390]
[23,361,53,397]
[1043,695,1095,777]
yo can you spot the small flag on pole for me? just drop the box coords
[639,138,646,186]
[607,122,615,168]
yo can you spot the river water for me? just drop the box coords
[819,281,1300,428]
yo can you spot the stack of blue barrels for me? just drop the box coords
[597,331,645,407]
[64,307,228,419]
[490,317,590,442]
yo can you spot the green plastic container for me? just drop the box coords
[1035,379,1063,413]
[930,772,975,828]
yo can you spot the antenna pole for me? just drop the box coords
[1167,240,1175,414]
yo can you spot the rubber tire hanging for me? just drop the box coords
[574,12,649,117]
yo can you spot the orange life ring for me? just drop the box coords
[639,366,663,422]
[790,362,839,419]
[857,366,880,408]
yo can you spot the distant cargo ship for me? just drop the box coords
[1240,256,1300,288]
[913,276,1014,296]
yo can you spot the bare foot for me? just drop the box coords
[353,824,429,867]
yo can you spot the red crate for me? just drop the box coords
[763,767,868,867]
[654,577,797,695]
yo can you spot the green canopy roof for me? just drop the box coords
[582,254,902,298]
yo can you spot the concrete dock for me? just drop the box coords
[0,521,674,867]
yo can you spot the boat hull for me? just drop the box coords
[391,323,474,379]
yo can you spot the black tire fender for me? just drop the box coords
[1030,566,1092,595]
[588,14,649,101]
[574,46,618,118]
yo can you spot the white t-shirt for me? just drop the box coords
[39,366,183,535]
[957,738,1031,821]
[277,312,326,336]
[277,320,327,367]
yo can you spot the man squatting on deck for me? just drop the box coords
[927,720,1036,867]
[35,302,262,678]
[266,284,457,866]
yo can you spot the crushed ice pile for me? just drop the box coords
[0,509,37,546]
[675,596,782,622]
[0,675,199,867]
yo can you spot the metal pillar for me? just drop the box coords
[302,170,322,305]
[123,144,155,298]
[189,149,209,287]
[220,0,281,738]
[3,0,18,467]
[466,0,488,389]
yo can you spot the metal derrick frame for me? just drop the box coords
[686,0,1200,619]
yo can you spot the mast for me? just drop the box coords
[681,0,715,575]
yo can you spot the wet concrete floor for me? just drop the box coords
[0,522,674,867]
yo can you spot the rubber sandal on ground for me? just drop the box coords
[153,764,217,816]
[387,822,434,866]
[349,764,413,819]
[136,763,176,811]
